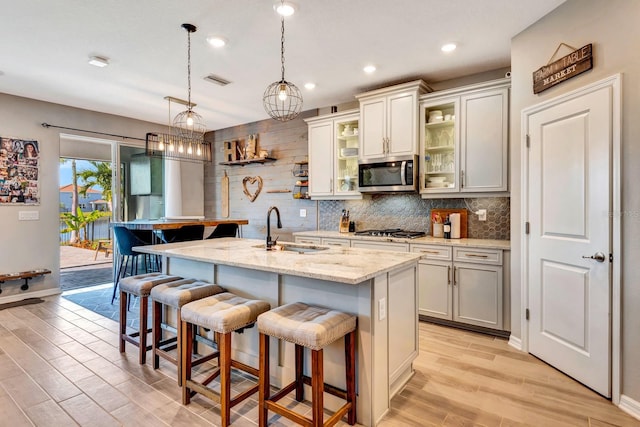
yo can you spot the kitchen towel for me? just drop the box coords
[450,213,461,239]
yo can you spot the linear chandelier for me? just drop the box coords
[145,132,212,163]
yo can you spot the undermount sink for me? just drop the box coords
[253,243,330,253]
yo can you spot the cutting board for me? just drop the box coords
[430,208,467,238]
[221,170,229,218]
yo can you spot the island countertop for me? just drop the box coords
[134,238,422,285]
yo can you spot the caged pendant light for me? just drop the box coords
[263,0,303,122]
[173,23,207,139]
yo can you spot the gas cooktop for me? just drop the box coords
[354,229,426,239]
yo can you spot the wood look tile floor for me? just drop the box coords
[0,295,638,427]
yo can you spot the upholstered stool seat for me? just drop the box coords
[257,302,357,427]
[150,279,225,385]
[118,273,182,364]
[181,292,271,427]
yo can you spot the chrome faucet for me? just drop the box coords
[266,206,282,250]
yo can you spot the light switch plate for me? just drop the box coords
[299,209,307,218]
[19,211,39,221]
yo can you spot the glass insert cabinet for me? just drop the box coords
[421,98,459,193]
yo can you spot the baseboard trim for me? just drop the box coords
[418,315,510,339]
[508,335,523,351]
[0,288,61,305]
[619,395,640,421]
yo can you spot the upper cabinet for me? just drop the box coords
[356,80,431,159]
[305,109,362,200]
[420,79,510,197]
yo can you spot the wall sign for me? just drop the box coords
[533,44,593,94]
[0,137,40,205]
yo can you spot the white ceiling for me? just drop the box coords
[0,0,565,131]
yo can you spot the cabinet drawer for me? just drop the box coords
[321,238,350,248]
[411,244,452,261]
[453,247,502,265]
[351,241,409,252]
[294,237,322,245]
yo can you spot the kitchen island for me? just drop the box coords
[134,238,422,426]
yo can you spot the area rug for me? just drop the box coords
[62,285,148,328]
[0,297,45,310]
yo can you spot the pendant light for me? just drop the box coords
[173,23,207,139]
[263,1,303,122]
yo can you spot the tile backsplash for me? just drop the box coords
[319,194,510,240]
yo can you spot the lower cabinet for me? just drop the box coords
[453,262,503,330]
[294,234,508,332]
[414,244,504,331]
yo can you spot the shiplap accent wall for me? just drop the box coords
[204,110,319,241]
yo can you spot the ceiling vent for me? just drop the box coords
[204,74,231,86]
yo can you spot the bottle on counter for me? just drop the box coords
[443,215,451,239]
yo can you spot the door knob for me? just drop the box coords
[582,252,606,262]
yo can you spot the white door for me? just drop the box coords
[387,92,416,156]
[527,85,612,397]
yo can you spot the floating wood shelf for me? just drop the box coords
[0,269,51,293]
[219,157,276,166]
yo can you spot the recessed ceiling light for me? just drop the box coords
[441,43,457,53]
[273,1,296,16]
[304,82,316,90]
[206,36,227,48]
[363,65,376,74]
[88,56,109,67]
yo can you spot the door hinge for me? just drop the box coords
[610,253,613,263]
[526,134,530,148]
[526,308,530,320]
[525,222,530,234]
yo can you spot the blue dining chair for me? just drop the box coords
[159,224,205,243]
[112,226,152,304]
[206,223,239,239]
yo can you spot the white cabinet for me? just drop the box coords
[420,79,509,197]
[305,110,362,200]
[356,80,430,159]
[412,244,503,331]
[453,262,503,330]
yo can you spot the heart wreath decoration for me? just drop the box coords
[242,176,263,202]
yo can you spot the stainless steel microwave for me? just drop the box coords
[358,155,418,193]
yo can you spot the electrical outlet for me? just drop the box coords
[477,209,487,221]
[299,209,307,218]
[378,297,386,321]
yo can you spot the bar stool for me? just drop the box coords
[119,273,183,364]
[257,302,357,427]
[181,292,271,427]
[150,278,225,385]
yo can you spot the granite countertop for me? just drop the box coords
[293,230,511,250]
[134,238,422,285]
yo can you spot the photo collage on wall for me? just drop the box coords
[0,137,40,205]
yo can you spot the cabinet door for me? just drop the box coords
[388,91,418,156]
[360,97,386,159]
[308,121,334,196]
[418,261,452,320]
[453,262,503,330]
[460,88,509,192]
